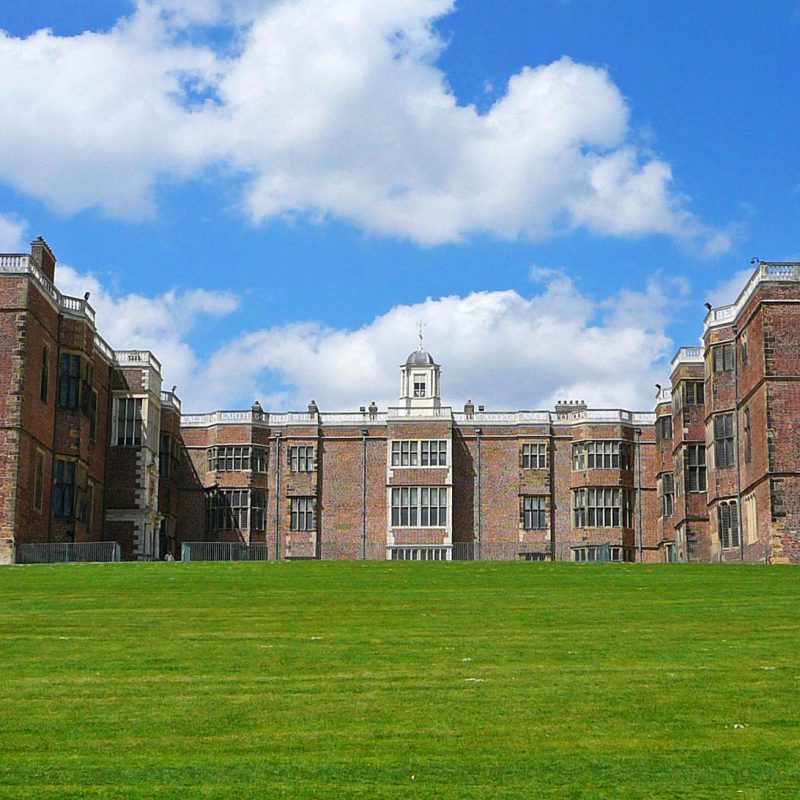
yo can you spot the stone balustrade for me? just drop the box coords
[704,261,800,331]
[387,406,454,419]
[320,412,389,425]
[160,391,182,412]
[115,350,162,372]
[182,410,265,426]
[670,346,704,373]
[452,410,551,424]
[94,334,116,363]
[181,406,655,428]
[0,254,31,268]
[655,386,672,403]
[0,253,96,324]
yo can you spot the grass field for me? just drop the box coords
[1,562,799,799]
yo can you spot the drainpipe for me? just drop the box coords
[274,433,281,561]
[635,427,643,562]
[361,428,369,559]
[548,431,556,562]
[475,428,482,561]
[48,315,63,546]
[732,325,744,561]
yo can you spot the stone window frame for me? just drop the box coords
[57,352,81,410]
[114,396,144,447]
[743,492,757,545]
[718,500,740,550]
[521,495,547,530]
[684,444,707,492]
[572,441,631,471]
[683,380,705,406]
[572,487,633,529]
[713,413,736,468]
[290,496,316,531]
[53,457,76,519]
[289,445,315,473]
[743,407,751,464]
[656,415,673,441]
[205,488,250,531]
[712,343,736,373]
[33,448,46,513]
[390,439,447,468]
[660,473,674,518]
[57,351,93,413]
[207,445,266,473]
[521,442,548,470]
[40,344,50,404]
[420,440,447,466]
[390,486,448,527]
[251,490,266,531]
[389,547,448,561]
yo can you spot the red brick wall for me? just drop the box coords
[0,278,28,558]
[669,362,710,560]
[470,430,519,559]
[699,284,800,563]
[106,520,136,560]
[318,429,386,559]
[174,416,659,562]
[1,264,120,556]
[771,476,800,563]
[452,430,476,547]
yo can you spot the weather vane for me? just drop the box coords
[417,321,425,351]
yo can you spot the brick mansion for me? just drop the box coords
[2,237,799,564]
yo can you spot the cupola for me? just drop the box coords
[398,324,441,413]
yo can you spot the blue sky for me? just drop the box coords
[0,1,798,413]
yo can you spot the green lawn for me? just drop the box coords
[0,562,798,799]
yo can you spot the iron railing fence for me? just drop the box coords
[452,540,642,562]
[181,542,269,562]
[452,542,553,561]
[8,538,676,564]
[16,541,121,564]
[175,539,657,563]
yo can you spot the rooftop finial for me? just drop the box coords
[417,320,425,351]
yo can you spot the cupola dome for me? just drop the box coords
[406,349,435,366]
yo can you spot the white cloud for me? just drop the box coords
[0,8,220,218]
[0,0,728,252]
[602,273,690,331]
[568,150,733,256]
[706,267,754,308]
[55,264,678,413]
[55,264,239,401]
[0,212,26,251]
